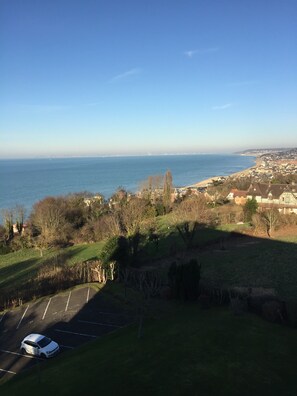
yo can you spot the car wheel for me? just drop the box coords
[21,348,26,355]
[40,353,46,359]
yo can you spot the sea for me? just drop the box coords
[0,154,255,220]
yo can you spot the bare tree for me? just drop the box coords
[120,197,154,237]
[14,205,26,234]
[259,208,280,237]
[92,213,122,240]
[139,174,164,201]
[1,209,14,242]
[171,195,211,248]
[30,197,70,247]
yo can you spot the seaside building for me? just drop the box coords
[228,182,297,214]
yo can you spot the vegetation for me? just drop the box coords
[1,170,297,393]
[1,295,297,396]
[243,197,258,222]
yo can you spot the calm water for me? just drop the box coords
[0,154,254,219]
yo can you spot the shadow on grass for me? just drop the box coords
[0,231,297,392]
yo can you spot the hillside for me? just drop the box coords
[1,295,297,396]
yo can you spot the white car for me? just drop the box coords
[20,333,59,358]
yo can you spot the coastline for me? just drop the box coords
[184,163,257,189]
[180,154,258,189]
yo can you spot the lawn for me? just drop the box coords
[1,295,296,396]
[2,224,297,302]
[198,236,297,300]
[0,242,104,291]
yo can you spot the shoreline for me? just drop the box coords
[183,163,257,189]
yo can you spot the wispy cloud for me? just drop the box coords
[109,68,141,82]
[184,47,218,58]
[212,103,233,110]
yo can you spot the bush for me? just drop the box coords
[230,296,247,315]
[285,301,297,327]
[262,300,284,323]
[168,259,201,301]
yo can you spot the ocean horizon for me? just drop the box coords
[0,154,255,220]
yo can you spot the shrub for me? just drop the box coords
[285,301,297,327]
[262,300,284,323]
[168,259,201,301]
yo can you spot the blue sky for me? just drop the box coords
[1,0,296,158]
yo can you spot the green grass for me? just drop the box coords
[199,237,297,299]
[1,294,297,396]
[0,243,104,291]
[2,224,297,301]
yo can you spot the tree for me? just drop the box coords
[139,174,164,202]
[259,208,280,237]
[171,195,211,249]
[100,235,130,280]
[29,197,71,248]
[168,259,201,301]
[14,205,26,234]
[2,209,14,243]
[119,197,155,237]
[109,187,129,209]
[243,198,258,222]
[92,213,122,241]
[163,170,173,213]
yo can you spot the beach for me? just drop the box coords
[185,164,257,189]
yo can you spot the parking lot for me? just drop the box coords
[0,285,133,379]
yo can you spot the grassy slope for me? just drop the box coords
[0,242,104,291]
[2,223,297,300]
[199,238,297,300]
[1,300,297,396]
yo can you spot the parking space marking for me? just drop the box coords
[65,292,71,312]
[42,298,52,320]
[0,368,16,375]
[0,349,42,360]
[0,312,7,323]
[16,305,29,329]
[54,329,97,338]
[59,345,74,349]
[92,311,132,317]
[78,319,122,328]
[86,287,90,303]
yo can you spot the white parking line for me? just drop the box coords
[42,298,52,320]
[54,329,97,338]
[0,349,42,360]
[16,305,29,329]
[78,319,122,328]
[93,311,132,317]
[86,287,90,303]
[59,344,74,349]
[0,312,7,323]
[0,368,16,375]
[65,292,71,312]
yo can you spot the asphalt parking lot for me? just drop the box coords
[0,285,133,380]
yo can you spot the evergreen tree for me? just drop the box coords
[163,170,173,213]
[243,198,258,222]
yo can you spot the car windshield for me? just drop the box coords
[38,336,52,348]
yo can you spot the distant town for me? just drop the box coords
[234,147,297,182]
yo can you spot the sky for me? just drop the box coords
[1,0,297,158]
